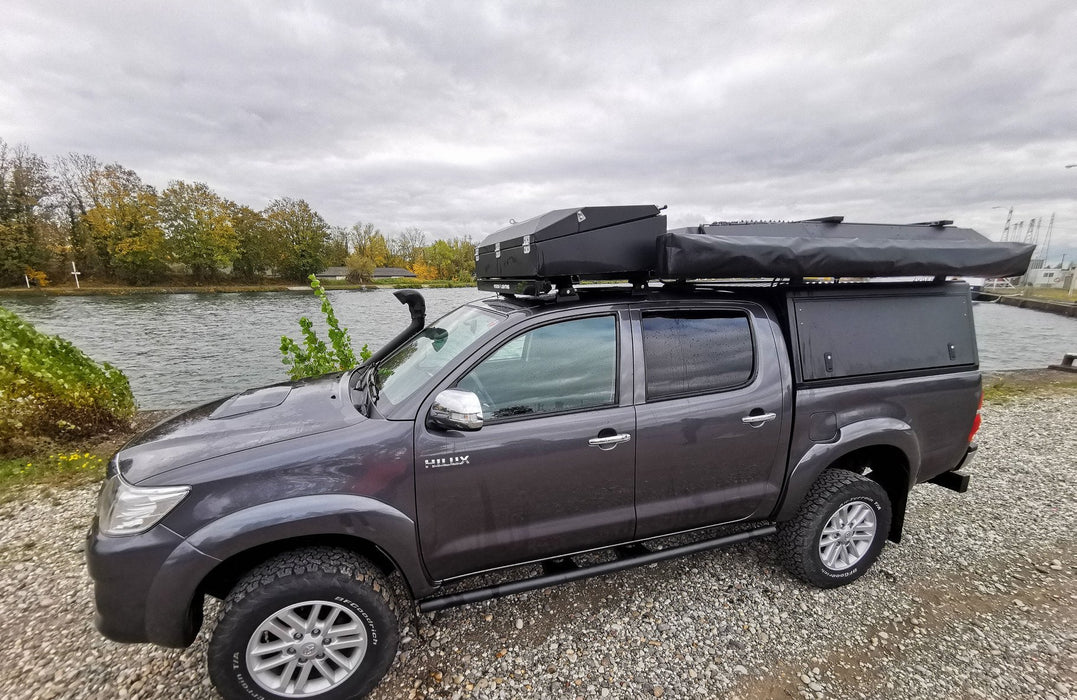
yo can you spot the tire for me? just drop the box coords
[208,547,400,700]
[777,470,892,588]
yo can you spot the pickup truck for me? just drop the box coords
[88,206,1026,700]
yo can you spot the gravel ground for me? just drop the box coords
[0,391,1074,700]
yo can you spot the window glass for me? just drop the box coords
[642,312,753,400]
[458,316,617,420]
[375,306,503,405]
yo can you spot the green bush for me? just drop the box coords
[280,275,370,380]
[0,306,135,455]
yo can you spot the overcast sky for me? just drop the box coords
[2,0,1075,260]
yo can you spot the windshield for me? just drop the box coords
[372,305,504,406]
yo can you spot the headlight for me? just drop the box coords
[97,475,190,536]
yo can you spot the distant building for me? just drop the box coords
[314,266,417,281]
[314,267,349,281]
[1026,266,1066,289]
[372,267,416,279]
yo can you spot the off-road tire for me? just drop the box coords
[777,469,891,588]
[208,547,399,700]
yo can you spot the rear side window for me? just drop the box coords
[642,311,754,400]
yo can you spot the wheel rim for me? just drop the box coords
[818,501,877,571]
[246,600,368,697]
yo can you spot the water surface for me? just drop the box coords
[2,290,1073,409]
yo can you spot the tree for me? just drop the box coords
[229,204,278,281]
[52,152,108,278]
[349,222,392,268]
[389,226,426,269]
[81,168,169,284]
[159,180,237,281]
[345,251,375,283]
[0,139,53,285]
[264,197,330,281]
[325,226,351,266]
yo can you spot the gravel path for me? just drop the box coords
[1,392,1074,700]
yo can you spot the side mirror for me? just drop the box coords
[428,389,484,431]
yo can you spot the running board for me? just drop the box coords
[418,525,776,613]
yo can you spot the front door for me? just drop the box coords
[415,313,635,581]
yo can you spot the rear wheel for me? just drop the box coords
[777,469,892,588]
[208,547,399,700]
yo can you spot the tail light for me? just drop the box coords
[968,391,983,443]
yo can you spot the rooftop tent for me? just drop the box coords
[656,220,1036,279]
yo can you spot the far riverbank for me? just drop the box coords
[0,278,472,297]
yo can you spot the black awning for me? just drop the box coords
[657,222,1035,279]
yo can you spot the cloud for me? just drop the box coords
[2,0,1075,257]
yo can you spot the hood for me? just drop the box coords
[117,372,364,484]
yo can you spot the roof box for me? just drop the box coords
[476,205,665,293]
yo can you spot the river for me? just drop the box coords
[2,289,1074,409]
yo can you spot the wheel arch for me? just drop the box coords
[144,495,435,647]
[776,418,920,542]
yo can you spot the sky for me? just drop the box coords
[2,0,1076,263]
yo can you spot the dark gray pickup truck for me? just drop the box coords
[88,207,1032,700]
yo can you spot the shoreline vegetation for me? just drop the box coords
[0,276,475,296]
[3,369,1075,496]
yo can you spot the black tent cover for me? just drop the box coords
[656,221,1035,279]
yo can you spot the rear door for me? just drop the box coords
[415,310,636,581]
[632,303,790,538]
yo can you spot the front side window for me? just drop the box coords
[642,311,754,400]
[457,315,617,420]
[375,305,504,405]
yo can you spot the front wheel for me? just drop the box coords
[208,547,400,700]
[777,470,892,588]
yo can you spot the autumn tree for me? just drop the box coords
[52,152,108,277]
[264,197,330,281]
[158,180,237,280]
[325,226,351,267]
[389,227,426,269]
[349,222,392,268]
[229,204,278,281]
[0,139,54,285]
[81,167,169,284]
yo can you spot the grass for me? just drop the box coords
[0,450,108,494]
[982,369,1077,405]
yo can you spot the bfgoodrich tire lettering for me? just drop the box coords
[208,547,399,700]
[777,470,892,589]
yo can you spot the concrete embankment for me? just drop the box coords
[977,292,1077,318]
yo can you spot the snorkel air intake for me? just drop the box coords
[364,289,426,365]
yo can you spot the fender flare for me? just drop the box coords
[774,417,921,523]
[144,495,434,647]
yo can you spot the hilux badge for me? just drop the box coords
[424,455,470,468]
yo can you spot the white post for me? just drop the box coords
[24,275,30,288]
[71,261,82,289]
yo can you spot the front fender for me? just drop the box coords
[144,495,434,647]
[774,417,921,522]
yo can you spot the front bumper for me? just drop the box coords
[86,517,217,648]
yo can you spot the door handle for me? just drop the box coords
[588,433,632,449]
[742,412,777,426]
